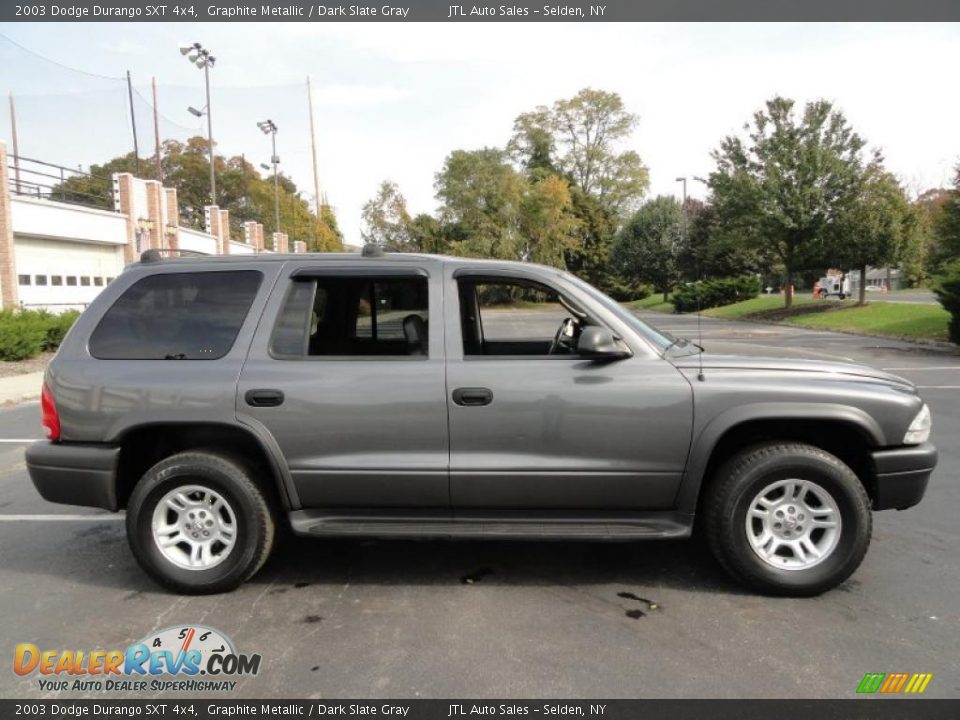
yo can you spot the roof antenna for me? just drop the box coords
[696,280,705,382]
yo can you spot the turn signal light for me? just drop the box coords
[41,383,61,441]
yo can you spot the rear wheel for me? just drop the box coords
[704,442,871,596]
[126,451,275,594]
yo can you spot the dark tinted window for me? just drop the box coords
[35,275,47,286]
[81,277,91,287]
[18,275,30,286]
[271,275,428,357]
[66,276,78,286]
[89,271,262,360]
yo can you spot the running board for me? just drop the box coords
[288,511,693,541]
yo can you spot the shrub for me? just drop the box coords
[934,259,960,344]
[0,311,46,361]
[40,309,81,351]
[672,276,762,314]
[0,308,82,362]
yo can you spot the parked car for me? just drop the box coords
[27,248,937,596]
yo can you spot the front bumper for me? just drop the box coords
[25,441,120,511]
[871,442,938,511]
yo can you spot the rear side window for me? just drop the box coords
[271,275,429,358]
[89,271,262,360]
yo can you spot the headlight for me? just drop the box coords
[903,404,931,445]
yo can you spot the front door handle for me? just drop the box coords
[452,387,493,407]
[245,389,285,407]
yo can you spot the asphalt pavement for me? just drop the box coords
[0,311,957,699]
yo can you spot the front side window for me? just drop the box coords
[89,270,262,360]
[458,278,583,357]
[271,275,429,358]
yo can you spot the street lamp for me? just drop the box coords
[179,42,216,205]
[257,119,280,236]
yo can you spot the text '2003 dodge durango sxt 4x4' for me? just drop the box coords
[26,248,937,595]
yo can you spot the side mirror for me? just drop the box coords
[577,326,631,360]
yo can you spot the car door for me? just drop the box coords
[444,265,693,511]
[237,261,450,510]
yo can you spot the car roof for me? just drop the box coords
[133,250,565,276]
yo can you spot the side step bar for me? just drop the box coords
[288,511,693,541]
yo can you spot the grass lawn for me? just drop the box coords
[623,295,674,313]
[703,294,814,319]
[704,295,950,343]
[781,302,950,342]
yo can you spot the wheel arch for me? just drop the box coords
[678,403,884,515]
[114,420,297,512]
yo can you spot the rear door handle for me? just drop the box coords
[452,387,493,407]
[245,389,285,407]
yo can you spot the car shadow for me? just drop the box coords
[0,519,750,596]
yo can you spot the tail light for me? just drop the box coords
[41,383,61,441]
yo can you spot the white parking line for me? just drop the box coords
[0,514,123,521]
[917,386,960,389]
[0,439,40,443]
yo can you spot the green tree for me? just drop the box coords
[434,148,525,260]
[936,166,960,262]
[360,180,413,248]
[832,165,911,305]
[610,196,687,302]
[708,97,868,307]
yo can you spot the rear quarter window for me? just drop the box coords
[88,270,263,360]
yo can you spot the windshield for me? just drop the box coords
[562,273,682,352]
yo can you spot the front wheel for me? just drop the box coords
[126,451,275,594]
[704,442,872,596]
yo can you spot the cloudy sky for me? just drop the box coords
[1,22,958,244]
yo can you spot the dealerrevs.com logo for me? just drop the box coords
[13,625,261,693]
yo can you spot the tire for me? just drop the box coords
[126,451,275,594]
[703,442,871,597]
[838,293,846,300]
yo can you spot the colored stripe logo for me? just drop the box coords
[857,672,933,694]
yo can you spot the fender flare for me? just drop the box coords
[675,402,885,513]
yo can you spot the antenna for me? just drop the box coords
[696,281,705,382]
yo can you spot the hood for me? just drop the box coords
[670,341,914,389]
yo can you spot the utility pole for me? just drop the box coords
[151,77,162,182]
[8,93,21,194]
[306,76,322,218]
[126,70,141,175]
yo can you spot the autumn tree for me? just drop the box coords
[53,136,342,252]
[708,97,868,307]
[509,88,649,217]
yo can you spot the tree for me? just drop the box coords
[53,136,342,252]
[360,180,413,248]
[610,196,687,301]
[831,165,911,304]
[708,97,868,307]
[936,166,960,263]
[509,88,649,217]
[434,148,525,260]
[519,174,580,268]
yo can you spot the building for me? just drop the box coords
[0,141,305,312]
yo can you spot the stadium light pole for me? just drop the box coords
[179,42,216,204]
[257,119,280,234]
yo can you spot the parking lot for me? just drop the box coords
[0,311,958,699]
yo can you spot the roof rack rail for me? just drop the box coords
[140,248,210,263]
[361,242,386,258]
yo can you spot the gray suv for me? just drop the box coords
[26,249,937,596]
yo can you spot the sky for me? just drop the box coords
[1,22,958,245]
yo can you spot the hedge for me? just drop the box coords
[0,309,81,362]
[671,276,762,314]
